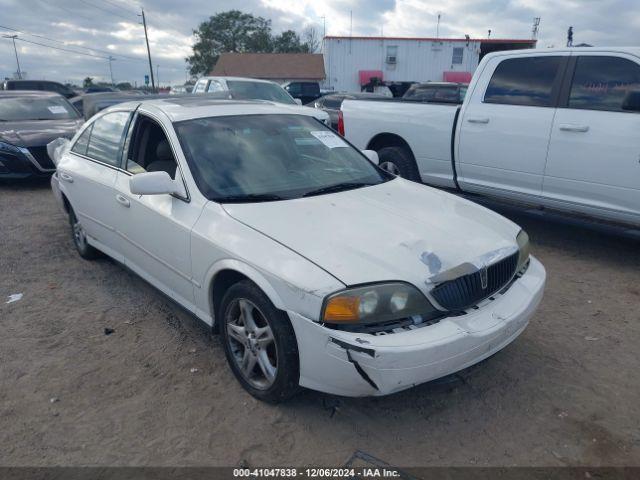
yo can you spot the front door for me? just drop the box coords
[113,113,200,307]
[456,54,568,202]
[543,54,640,224]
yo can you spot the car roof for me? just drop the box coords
[104,96,317,123]
[197,76,277,85]
[0,90,64,98]
[486,46,640,58]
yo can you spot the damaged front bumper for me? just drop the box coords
[288,256,546,397]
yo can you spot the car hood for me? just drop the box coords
[0,119,83,147]
[222,178,521,293]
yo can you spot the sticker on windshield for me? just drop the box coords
[309,131,348,149]
[47,106,68,114]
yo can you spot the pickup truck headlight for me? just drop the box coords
[322,282,437,324]
[516,229,531,272]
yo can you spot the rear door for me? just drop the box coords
[60,110,133,261]
[543,53,640,225]
[456,54,568,201]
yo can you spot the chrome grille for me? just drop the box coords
[431,252,519,311]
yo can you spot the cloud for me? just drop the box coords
[1,0,639,86]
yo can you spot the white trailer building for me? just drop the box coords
[322,36,536,93]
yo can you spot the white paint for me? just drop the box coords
[342,47,640,227]
[52,98,545,397]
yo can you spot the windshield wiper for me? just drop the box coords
[302,182,376,198]
[215,193,285,203]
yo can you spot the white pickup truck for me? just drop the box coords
[341,47,640,227]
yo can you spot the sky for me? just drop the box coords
[1,0,639,86]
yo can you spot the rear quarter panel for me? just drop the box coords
[341,99,458,187]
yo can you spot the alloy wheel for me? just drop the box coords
[225,298,278,390]
[379,160,401,176]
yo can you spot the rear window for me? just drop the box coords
[0,96,80,121]
[569,56,640,112]
[227,81,295,105]
[484,56,564,107]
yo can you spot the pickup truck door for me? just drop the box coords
[543,54,640,225]
[456,55,568,201]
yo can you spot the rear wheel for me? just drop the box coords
[69,207,99,260]
[377,146,421,182]
[220,280,300,403]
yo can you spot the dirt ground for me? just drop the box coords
[1,179,639,467]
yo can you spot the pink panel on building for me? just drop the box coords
[443,71,472,83]
[359,70,384,85]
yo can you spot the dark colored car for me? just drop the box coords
[282,81,321,105]
[402,82,468,104]
[84,85,119,94]
[2,79,76,99]
[0,91,83,179]
[310,92,389,129]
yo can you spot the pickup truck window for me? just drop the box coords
[568,56,640,112]
[484,56,564,107]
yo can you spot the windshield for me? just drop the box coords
[0,96,80,121]
[226,81,296,105]
[175,114,389,202]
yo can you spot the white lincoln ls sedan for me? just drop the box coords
[51,96,546,402]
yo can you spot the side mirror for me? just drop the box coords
[362,149,379,165]
[294,98,302,105]
[129,171,182,196]
[622,91,640,112]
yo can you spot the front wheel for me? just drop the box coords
[68,207,99,260]
[377,146,421,182]
[220,280,300,403]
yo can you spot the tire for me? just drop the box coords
[377,146,421,182]
[220,280,300,403]
[68,207,99,260]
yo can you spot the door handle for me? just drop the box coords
[559,124,589,133]
[115,194,130,208]
[467,117,490,124]
[59,172,74,183]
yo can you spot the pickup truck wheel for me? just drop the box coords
[377,146,420,182]
[220,280,300,403]
[69,207,99,260]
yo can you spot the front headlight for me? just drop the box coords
[516,229,531,271]
[0,141,20,154]
[322,282,437,325]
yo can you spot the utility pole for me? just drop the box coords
[532,17,541,40]
[3,34,22,79]
[156,64,159,89]
[108,56,115,85]
[436,13,442,38]
[140,8,156,92]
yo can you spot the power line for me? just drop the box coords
[10,36,111,60]
[0,24,143,62]
[101,0,139,16]
[77,0,137,22]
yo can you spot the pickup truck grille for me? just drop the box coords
[431,252,519,311]
[27,146,55,170]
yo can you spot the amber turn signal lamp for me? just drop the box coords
[323,296,360,322]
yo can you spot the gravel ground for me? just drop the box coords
[1,179,639,467]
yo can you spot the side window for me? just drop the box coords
[568,56,640,112]
[484,56,564,107]
[323,96,342,109]
[85,111,131,167]
[126,116,178,180]
[452,47,464,65]
[193,80,208,93]
[71,125,92,156]
[206,80,224,92]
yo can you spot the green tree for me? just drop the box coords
[272,30,307,53]
[83,77,94,88]
[187,10,273,75]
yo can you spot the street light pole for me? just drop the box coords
[108,56,115,85]
[140,8,156,92]
[3,34,22,79]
